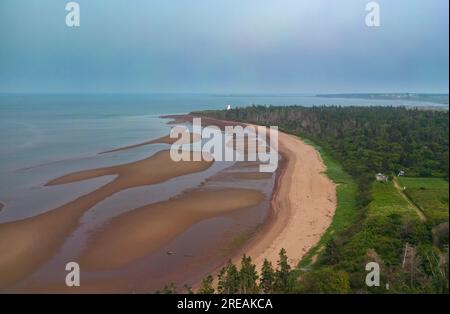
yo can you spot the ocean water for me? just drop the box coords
[0,93,443,291]
[0,92,440,218]
[0,93,440,171]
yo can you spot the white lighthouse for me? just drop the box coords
[226,105,232,110]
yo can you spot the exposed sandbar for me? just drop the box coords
[99,132,201,155]
[80,188,265,270]
[168,115,338,286]
[0,150,212,289]
[162,116,336,278]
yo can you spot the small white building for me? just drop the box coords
[375,173,389,182]
[226,105,232,110]
[398,170,405,177]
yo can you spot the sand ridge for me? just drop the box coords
[0,115,336,292]
[99,132,201,155]
[80,188,265,270]
[0,150,213,289]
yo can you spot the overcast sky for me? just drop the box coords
[0,0,448,94]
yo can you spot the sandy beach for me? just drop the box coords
[235,130,336,270]
[0,115,336,292]
[168,115,337,273]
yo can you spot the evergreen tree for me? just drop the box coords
[216,266,227,294]
[274,248,292,293]
[259,258,275,293]
[217,260,239,294]
[198,275,215,294]
[239,254,259,293]
[321,239,341,265]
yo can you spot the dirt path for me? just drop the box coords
[393,178,427,222]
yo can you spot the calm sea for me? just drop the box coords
[0,93,442,221]
[0,93,445,291]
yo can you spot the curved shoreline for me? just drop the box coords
[179,115,337,288]
[182,115,337,283]
[167,114,337,274]
[0,114,337,292]
[236,130,337,270]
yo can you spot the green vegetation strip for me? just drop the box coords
[195,107,448,293]
[298,137,358,268]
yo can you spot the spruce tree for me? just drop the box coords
[217,260,239,294]
[216,266,227,294]
[274,248,292,293]
[198,275,215,294]
[239,254,259,293]
[260,258,275,293]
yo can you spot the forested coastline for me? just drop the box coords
[197,106,448,206]
[192,106,449,293]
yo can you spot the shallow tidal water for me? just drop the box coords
[0,93,437,292]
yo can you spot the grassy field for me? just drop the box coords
[294,138,441,292]
[398,177,449,226]
[327,181,433,292]
[337,181,426,268]
[368,181,422,221]
[295,137,447,292]
[298,138,359,268]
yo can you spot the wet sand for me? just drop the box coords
[214,172,274,181]
[80,188,265,270]
[162,114,247,130]
[47,150,211,186]
[166,115,336,278]
[99,132,201,155]
[232,129,336,270]
[0,150,212,289]
[0,114,336,292]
